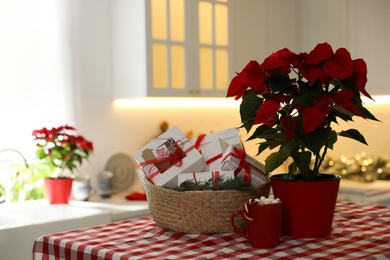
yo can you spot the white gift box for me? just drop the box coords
[133,126,205,188]
[191,127,242,171]
[221,145,269,186]
[178,171,235,187]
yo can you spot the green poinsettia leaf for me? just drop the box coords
[256,142,272,156]
[333,109,354,122]
[36,148,47,160]
[247,125,278,140]
[288,161,299,175]
[240,119,255,132]
[304,127,332,155]
[339,129,368,145]
[265,146,291,174]
[266,71,292,92]
[291,92,315,106]
[356,104,381,121]
[239,90,263,132]
[291,150,312,174]
[340,78,359,92]
[327,130,338,150]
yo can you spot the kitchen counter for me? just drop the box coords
[338,179,390,206]
[69,196,149,222]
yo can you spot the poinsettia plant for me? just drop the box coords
[32,125,94,178]
[227,42,379,181]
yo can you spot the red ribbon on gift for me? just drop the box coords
[141,152,183,182]
[194,134,206,150]
[192,171,220,188]
[231,147,251,182]
[212,171,220,187]
[194,134,223,166]
[205,153,222,165]
[140,138,195,183]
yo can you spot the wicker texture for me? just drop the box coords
[144,178,271,234]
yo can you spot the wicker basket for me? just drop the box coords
[143,177,271,234]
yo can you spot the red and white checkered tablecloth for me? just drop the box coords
[33,202,390,260]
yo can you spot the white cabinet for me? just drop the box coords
[112,0,235,98]
[300,0,390,95]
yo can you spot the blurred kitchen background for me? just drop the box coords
[1,0,390,201]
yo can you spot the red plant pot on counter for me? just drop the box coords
[44,178,73,204]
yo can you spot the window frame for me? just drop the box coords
[145,0,236,97]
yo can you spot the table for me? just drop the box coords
[33,202,390,260]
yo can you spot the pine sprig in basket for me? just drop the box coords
[174,175,257,193]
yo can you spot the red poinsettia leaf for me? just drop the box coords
[254,99,280,125]
[300,67,324,84]
[305,42,334,65]
[334,89,355,102]
[333,90,366,118]
[263,117,278,128]
[227,75,247,99]
[351,59,372,99]
[237,60,267,92]
[302,100,330,134]
[323,48,353,78]
[261,48,292,71]
[343,102,365,118]
[280,115,299,142]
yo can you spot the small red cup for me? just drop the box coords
[231,199,282,248]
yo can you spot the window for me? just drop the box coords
[0,0,73,203]
[198,0,229,91]
[150,0,186,90]
[148,0,232,96]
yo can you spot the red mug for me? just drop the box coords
[231,199,282,248]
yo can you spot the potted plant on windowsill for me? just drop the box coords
[32,125,94,204]
[227,42,379,238]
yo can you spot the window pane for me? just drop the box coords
[171,45,185,89]
[216,48,228,90]
[199,47,213,89]
[198,1,212,44]
[170,0,184,41]
[215,4,228,46]
[151,0,167,39]
[152,44,167,88]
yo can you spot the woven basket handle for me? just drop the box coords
[230,211,249,239]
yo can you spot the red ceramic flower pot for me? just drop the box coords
[270,174,340,238]
[44,178,73,204]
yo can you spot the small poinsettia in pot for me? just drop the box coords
[32,125,94,204]
[227,42,379,238]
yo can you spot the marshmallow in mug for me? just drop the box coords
[254,196,281,204]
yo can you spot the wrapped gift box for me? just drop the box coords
[192,127,242,171]
[133,126,205,188]
[178,171,235,187]
[221,145,268,186]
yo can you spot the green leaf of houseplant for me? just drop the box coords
[265,146,291,174]
[291,150,312,175]
[239,90,263,132]
[304,127,332,155]
[266,71,292,92]
[326,130,338,150]
[339,129,368,145]
[247,125,278,140]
